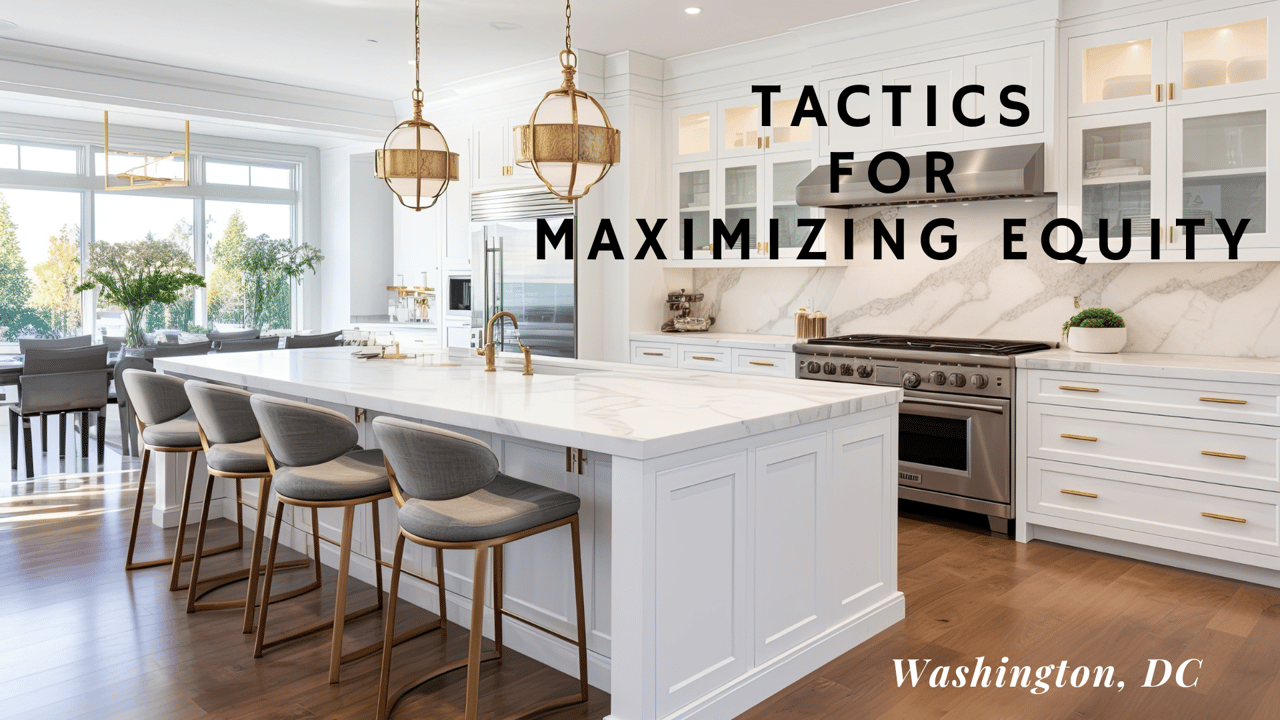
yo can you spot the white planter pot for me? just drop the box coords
[1066,326,1127,354]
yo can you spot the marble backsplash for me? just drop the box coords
[692,200,1280,358]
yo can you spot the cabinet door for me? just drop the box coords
[764,150,823,259]
[763,86,819,154]
[1168,7,1280,105]
[673,160,717,258]
[820,72,883,156]
[718,96,764,158]
[881,58,965,148]
[472,120,510,188]
[962,43,1045,141]
[507,113,538,183]
[671,102,717,164]
[1068,23,1168,117]
[1168,95,1280,258]
[719,158,765,256]
[1065,109,1168,261]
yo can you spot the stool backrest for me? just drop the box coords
[113,356,155,410]
[152,340,214,358]
[18,335,92,353]
[186,381,259,445]
[372,416,498,501]
[121,369,191,426]
[284,330,344,349]
[216,337,281,353]
[250,394,357,467]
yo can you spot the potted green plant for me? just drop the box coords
[1062,307,1127,354]
[75,239,206,348]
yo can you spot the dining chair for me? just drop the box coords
[16,335,94,452]
[284,331,344,349]
[216,337,281,353]
[8,345,110,478]
[207,329,260,351]
[152,341,214,358]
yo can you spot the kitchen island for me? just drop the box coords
[154,347,902,720]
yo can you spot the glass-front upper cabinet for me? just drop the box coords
[1168,96,1280,258]
[1169,8,1280,104]
[674,161,716,255]
[718,90,819,159]
[1066,109,1168,260]
[719,159,762,252]
[720,99,763,158]
[1069,23,1168,117]
[672,103,716,163]
[766,152,823,258]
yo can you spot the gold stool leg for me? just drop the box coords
[242,477,272,633]
[375,533,407,720]
[493,545,504,658]
[435,547,447,626]
[464,546,489,720]
[124,448,152,569]
[253,501,287,658]
[185,474,218,612]
[167,450,200,591]
[571,515,590,702]
[328,505,355,684]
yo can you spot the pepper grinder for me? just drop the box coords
[811,310,828,339]
[795,307,811,340]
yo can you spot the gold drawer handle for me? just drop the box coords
[1060,489,1098,499]
[692,355,717,361]
[1059,385,1099,393]
[1202,450,1247,460]
[1202,512,1246,524]
[1061,433,1098,442]
[1200,397,1247,405]
[748,360,775,367]
[642,352,665,357]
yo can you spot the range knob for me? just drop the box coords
[970,373,989,389]
[806,361,822,374]
[839,363,855,377]
[903,372,922,389]
[856,364,873,379]
[823,362,838,375]
[930,371,947,385]
[948,373,967,388]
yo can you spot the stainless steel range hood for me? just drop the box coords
[796,142,1049,209]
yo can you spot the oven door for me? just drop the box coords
[898,390,1011,505]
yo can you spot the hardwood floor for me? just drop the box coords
[3,419,1280,720]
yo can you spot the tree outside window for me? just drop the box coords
[206,204,318,331]
[0,189,82,340]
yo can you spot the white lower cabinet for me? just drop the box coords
[631,338,797,377]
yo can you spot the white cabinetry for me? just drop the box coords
[630,337,797,378]
[1017,365,1280,585]
[471,116,537,190]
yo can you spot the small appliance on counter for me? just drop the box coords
[661,289,715,333]
[386,273,435,322]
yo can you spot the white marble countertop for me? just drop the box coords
[156,347,898,459]
[1017,349,1280,385]
[631,331,798,352]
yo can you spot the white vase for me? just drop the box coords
[1066,326,1127,354]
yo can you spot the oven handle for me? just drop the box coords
[903,396,1006,415]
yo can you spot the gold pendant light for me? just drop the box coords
[513,0,620,202]
[376,0,458,211]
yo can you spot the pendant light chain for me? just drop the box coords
[564,0,572,53]
[411,0,424,110]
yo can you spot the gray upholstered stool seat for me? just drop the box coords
[399,473,580,543]
[271,449,389,502]
[205,439,271,475]
[141,410,202,448]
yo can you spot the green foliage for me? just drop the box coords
[0,190,55,340]
[75,238,205,346]
[31,224,82,338]
[208,212,321,331]
[1062,307,1126,338]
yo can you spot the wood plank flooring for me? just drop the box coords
[3,421,1280,720]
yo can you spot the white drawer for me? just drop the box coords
[1026,369,1280,426]
[731,348,795,378]
[1027,404,1280,492]
[1026,458,1280,556]
[676,344,732,372]
[631,341,677,367]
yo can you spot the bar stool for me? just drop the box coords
[370,415,588,720]
[250,395,443,684]
[120,369,242,591]
[183,380,317,629]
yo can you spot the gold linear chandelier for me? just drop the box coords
[513,0,620,202]
[375,0,458,211]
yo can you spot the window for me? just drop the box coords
[0,142,78,174]
[205,161,293,189]
[93,195,197,338]
[205,201,294,331]
[0,188,83,340]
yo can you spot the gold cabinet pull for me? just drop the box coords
[642,352,665,357]
[756,137,762,149]
[764,136,771,149]
[1202,512,1246,524]
[1060,489,1098,498]
[692,355,716,361]
[565,446,575,473]
[1200,397,1247,405]
[1168,82,1175,100]
[748,360,775,367]
[1059,385,1099,393]
[1061,433,1098,442]
[1154,83,1162,102]
[1202,450,1247,460]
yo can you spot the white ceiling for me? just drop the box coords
[0,0,908,101]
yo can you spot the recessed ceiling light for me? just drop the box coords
[0,20,18,32]
[490,21,520,31]
[685,7,702,15]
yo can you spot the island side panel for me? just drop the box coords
[608,404,904,720]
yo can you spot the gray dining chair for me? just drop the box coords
[102,336,126,353]
[120,368,240,591]
[216,337,281,353]
[371,415,587,720]
[284,330,344,349]
[17,335,92,353]
[152,341,214,358]
[207,329,260,350]
[250,395,435,684]
[8,345,110,478]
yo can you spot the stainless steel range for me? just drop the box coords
[794,334,1053,533]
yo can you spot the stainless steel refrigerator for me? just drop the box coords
[470,188,576,358]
